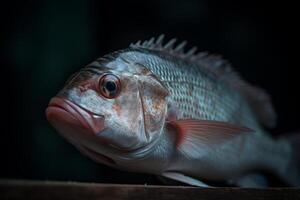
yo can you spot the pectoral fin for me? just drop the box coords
[161,172,211,187]
[168,119,252,147]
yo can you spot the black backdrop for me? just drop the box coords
[2,0,299,185]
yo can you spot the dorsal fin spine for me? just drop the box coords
[129,35,277,128]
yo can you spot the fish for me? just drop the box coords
[46,35,300,187]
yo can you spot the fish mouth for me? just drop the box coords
[46,97,117,165]
[46,97,105,137]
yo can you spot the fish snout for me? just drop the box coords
[46,97,105,137]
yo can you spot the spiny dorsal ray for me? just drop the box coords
[129,35,277,128]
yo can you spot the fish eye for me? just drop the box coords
[98,74,121,98]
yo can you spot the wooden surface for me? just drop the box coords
[0,179,299,200]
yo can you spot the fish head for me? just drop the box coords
[46,53,169,163]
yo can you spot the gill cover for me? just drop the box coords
[100,71,169,151]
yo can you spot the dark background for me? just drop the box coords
[2,0,299,185]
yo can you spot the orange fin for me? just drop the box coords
[168,119,253,147]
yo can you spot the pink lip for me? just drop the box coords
[46,97,104,136]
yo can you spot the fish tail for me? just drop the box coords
[278,132,300,186]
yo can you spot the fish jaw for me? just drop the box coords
[46,97,105,138]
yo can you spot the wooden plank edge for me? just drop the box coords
[0,179,299,200]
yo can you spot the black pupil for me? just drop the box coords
[105,80,116,92]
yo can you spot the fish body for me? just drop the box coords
[46,36,300,187]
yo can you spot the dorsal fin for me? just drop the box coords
[130,35,277,128]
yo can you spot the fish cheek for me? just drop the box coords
[101,78,146,149]
[99,74,168,150]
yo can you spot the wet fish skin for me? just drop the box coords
[46,36,299,187]
[111,49,291,184]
